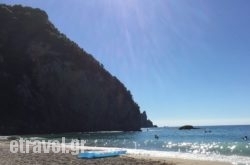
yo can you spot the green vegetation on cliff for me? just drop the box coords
[0,4,153,135]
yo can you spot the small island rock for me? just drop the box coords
[179,125,199,130]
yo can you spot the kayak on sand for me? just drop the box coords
[78,149,127,159]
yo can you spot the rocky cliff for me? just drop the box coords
[0,4,153,135]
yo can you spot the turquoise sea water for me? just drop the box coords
[3,125,250,164]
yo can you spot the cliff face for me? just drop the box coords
[0,4,153,135]
[140,111,153,128]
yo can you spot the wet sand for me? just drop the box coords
[0,141,231,165]
[127,155,231,165]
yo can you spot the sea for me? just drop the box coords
[1,125,250,164]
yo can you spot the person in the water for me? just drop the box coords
[242,136,248,141]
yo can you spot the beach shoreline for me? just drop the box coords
[0,141,235,165]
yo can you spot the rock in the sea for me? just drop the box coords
[179,125,199,130]
[0,4,153,135]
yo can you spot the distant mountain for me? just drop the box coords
[0,4,153,135]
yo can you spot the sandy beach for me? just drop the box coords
[0,141,232,165]
[127,155,231,165]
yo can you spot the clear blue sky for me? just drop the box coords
[2,0,250,126]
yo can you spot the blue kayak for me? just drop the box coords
[78,150,127,159]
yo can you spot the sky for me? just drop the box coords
[1,0,250,126]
